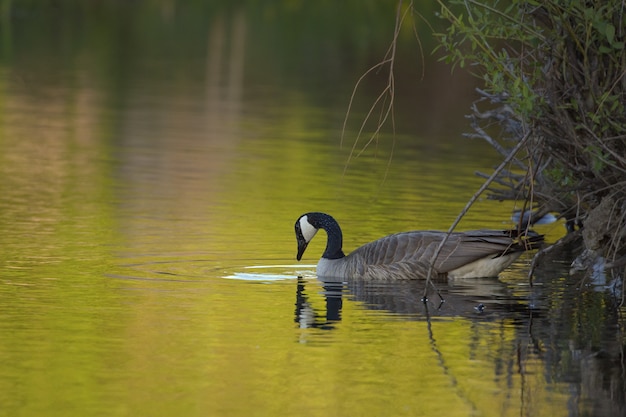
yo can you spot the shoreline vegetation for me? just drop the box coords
[369,0,626,287]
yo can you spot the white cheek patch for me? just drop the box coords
[299,215,318,242]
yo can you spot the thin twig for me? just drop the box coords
[341,0,410,175]
[423,131,533,299]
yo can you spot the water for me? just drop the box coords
[1,2,625,417]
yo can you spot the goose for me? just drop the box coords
[295,212,544,280]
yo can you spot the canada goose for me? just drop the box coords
[295,212,544,280]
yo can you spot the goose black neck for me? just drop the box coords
[309,212,345,259]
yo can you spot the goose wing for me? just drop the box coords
[349,229,539,275]
[430,230,525,273]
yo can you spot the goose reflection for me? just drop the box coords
[295,275,536,327]
[295,277,344,329]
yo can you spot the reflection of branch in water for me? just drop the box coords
[518,308,546,417]
[517,341,530,417]
[518,312,533,417]
[294,277,344,330]
[422,279,445,307]
[423,303,480,414]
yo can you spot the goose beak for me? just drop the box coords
[296,238,309,261]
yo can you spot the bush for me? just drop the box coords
[434,0,626,276]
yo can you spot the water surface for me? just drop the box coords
[0,2,624,417]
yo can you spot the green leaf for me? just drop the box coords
[605,23,615,45]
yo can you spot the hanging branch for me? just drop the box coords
[423,131,532,300]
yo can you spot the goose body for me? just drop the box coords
[295,212,544,280]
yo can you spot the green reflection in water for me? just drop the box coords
[0,2,605,417]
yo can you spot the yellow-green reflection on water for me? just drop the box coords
[0,2,621,417]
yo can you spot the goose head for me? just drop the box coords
[295,214,319,261]
[295,212,345,261]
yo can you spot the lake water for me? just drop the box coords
[1,2,624,417]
